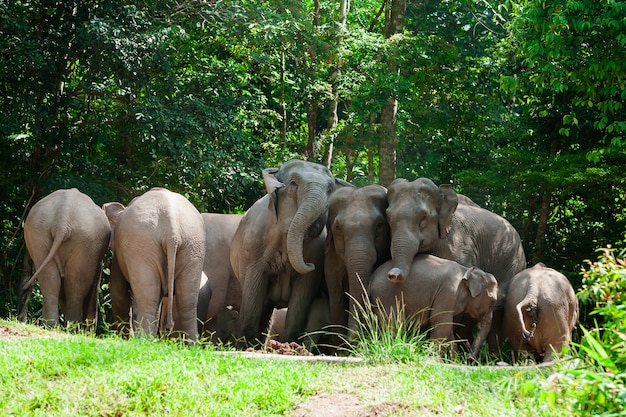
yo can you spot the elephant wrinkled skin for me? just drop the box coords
[23,188,111,328]
[385,178,527,350]
[199,213,243,342]
[104,187,205,343]
[503,263,578,363]
[230,159,350,346]
[325,184,390,337]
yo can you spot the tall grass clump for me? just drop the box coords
[343,294,436,364]
[516,246,626,416]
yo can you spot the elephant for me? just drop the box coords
[23,188,111,328]
[199,212,243,342]
[369,254,499,357]
[103,187,205,343]
[230,159,351,347]
[503,263,579,363]
[384,177,527,350]
[324,184,390,338]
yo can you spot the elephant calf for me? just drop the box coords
[503,263,579,363]
[369,254,498,357]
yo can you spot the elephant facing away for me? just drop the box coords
[369,254,499,357]
[23,188,111,328]
[385,178,527,350]
[104,187,205,343]
[325,184,390,338]
[230,159,350,347]
[503,263,579,363]
[199,213,243,342]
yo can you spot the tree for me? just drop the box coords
[378,0,406,186]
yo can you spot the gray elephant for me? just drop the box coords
[369,254,499,357]
[503,263,578,363]
[23,188,111,328]
[325,184,390,337]
[230,159,350,346]
[385,178,527,349]
[199,212,243,341]
[103,187,205,343]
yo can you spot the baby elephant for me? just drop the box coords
[369,254,498,357]
[503,263,578,363]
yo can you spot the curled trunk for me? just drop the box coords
[287,185,327,274]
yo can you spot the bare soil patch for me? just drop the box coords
[288,392,414,417]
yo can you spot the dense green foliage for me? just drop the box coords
[1,1,624,325]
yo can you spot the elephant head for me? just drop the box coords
[460,267,498,356]
[264,159,351,275]
[325,184,390,333]
[386,178,458,282]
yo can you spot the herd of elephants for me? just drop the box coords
[21,159,579,364]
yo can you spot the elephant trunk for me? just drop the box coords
[387,235,419,282]
[471,310,493,357]
[287,184,328,275]
[345,243,377,306]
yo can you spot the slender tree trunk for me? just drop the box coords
[305,0,321,160]
[378,0,405,187]
[368,146,375,184]
[533,188,552,263]
[280,48,287,149]
[322,0,348,168]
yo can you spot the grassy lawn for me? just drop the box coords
[0,319,561,416]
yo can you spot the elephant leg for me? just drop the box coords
[237,269,269,347]
[127,262,161,338]
[109,255,132,336]
[171,268,202,343]
[38,267,62,327]
[429,311,456,357]
[63,256,99,325]
[486,308,505,355]
[282,273,319,343]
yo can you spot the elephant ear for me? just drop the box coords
[462,267,484,298]
[102,202,126,250]
[438,184,458,239]
[334,178,355,190]
[263,167,284,215]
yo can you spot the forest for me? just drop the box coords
[0,0,625,320]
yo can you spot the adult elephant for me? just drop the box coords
[325,184,390,338]
[230,159,351,347]
[385,178,527,349]
[103,187,205,343]
[23,188,111,328]
[199,213,243,342]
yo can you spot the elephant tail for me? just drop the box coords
[165,239,178,331]
[516,299,537,341]
[22,226,69,291]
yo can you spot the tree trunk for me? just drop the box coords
[322,0,348,168]
[305,0,321,160]
[378,0,405,187]
[533,188,552,263]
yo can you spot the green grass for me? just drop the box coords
[0,319,569,417]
